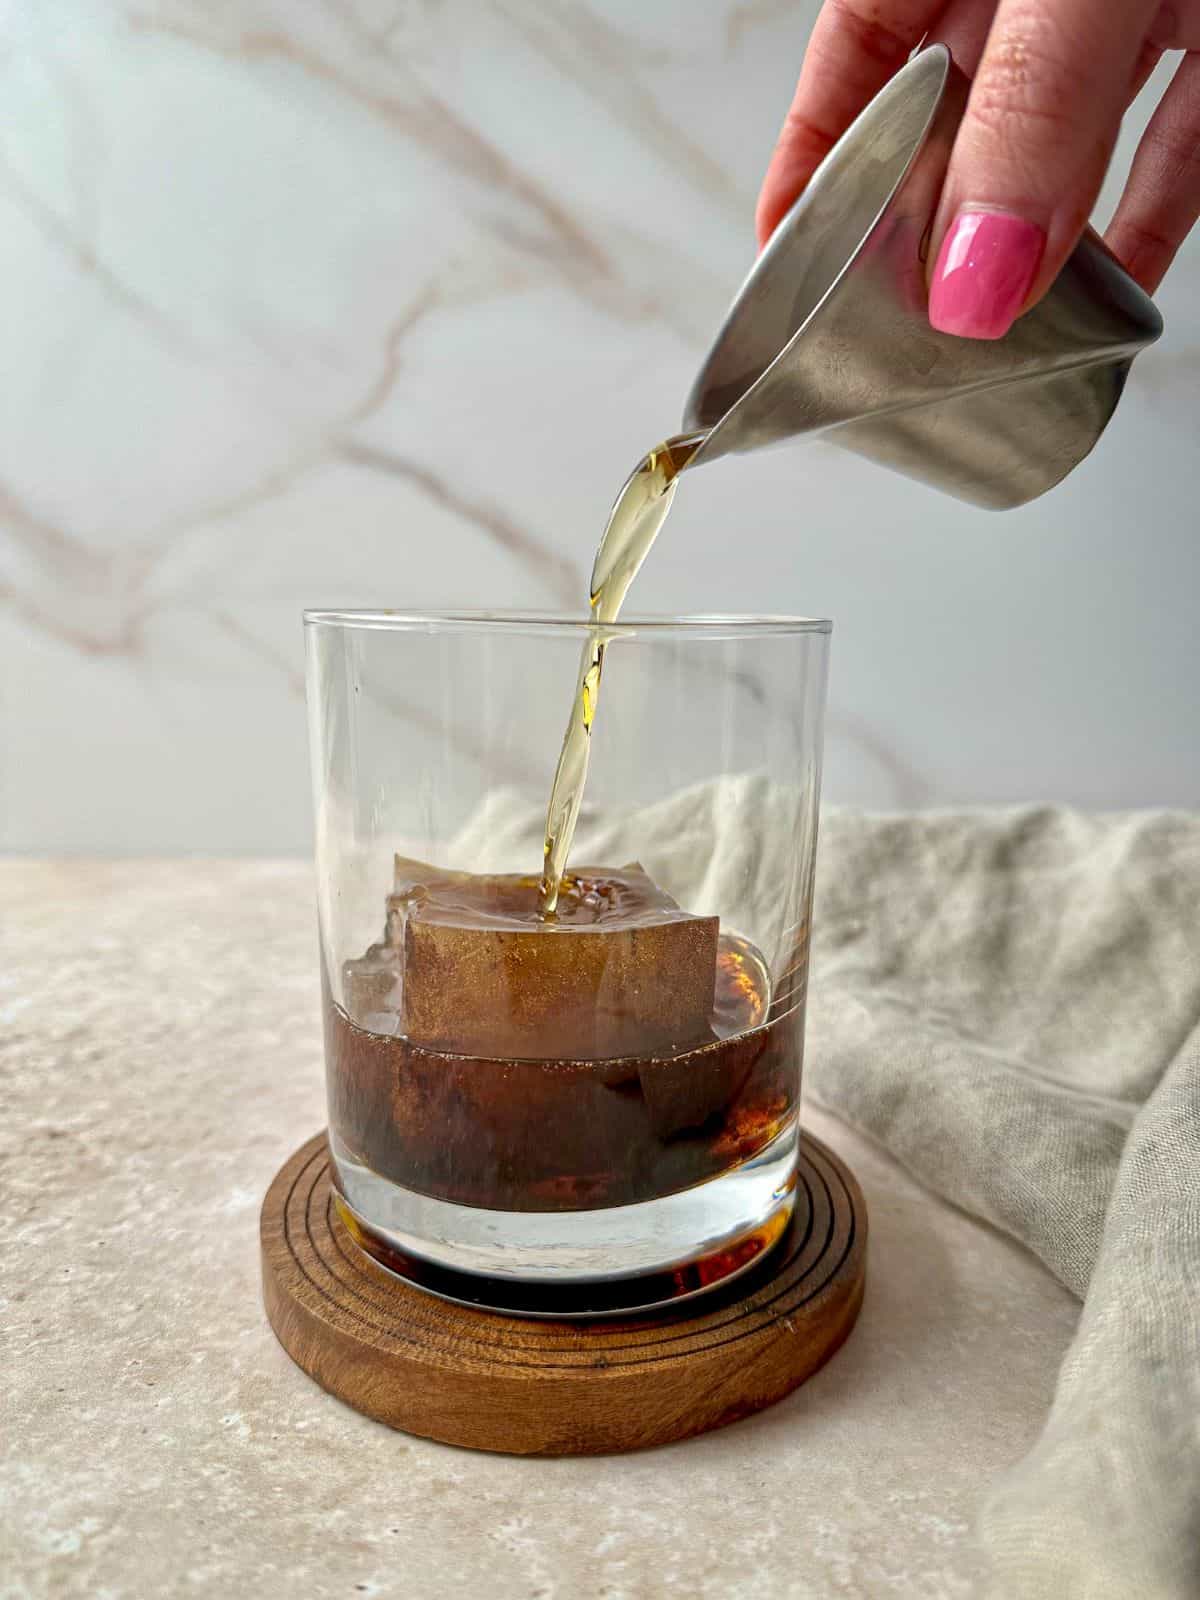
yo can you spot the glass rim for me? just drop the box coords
[302,608,832,639]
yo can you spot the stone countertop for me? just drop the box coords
[3,861,1078,1600]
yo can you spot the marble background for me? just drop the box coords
[3,1,1198,854]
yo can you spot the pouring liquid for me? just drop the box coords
[538,431,705,916]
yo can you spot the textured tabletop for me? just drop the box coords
[3,861,1078,1599]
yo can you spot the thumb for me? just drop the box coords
[928,0,1157,339]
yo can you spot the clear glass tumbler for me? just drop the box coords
[304,611,830,1315]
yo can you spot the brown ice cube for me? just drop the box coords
[639,1034,757,1139]
[388,856,718,1060]
[325,989,801,1212]
[638,933,772,1136]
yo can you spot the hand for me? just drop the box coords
[756,0,1200,338]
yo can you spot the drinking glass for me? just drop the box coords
[304,610,831,1314]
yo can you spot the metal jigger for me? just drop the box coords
[684,44,1163,509]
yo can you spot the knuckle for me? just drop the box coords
[779,106,838,164]
[1123,219,1174,255]
[967,10,1087,142]
[1144,120,1200,180]
[826,0,914,71]
[1115,218,1177,284]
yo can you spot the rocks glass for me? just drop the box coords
[304,611,830,1314]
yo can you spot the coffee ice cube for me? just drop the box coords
[638,933,772,1136]
[387,856,718,1060]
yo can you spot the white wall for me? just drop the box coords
[3,1,1197,854]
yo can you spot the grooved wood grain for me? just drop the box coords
[261,1131,867,1455]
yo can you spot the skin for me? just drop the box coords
[756,0,1200,321]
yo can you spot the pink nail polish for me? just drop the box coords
[929,209,1045,340]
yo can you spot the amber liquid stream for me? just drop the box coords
[538,431,705,915]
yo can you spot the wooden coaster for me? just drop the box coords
[261,1131,867,1456]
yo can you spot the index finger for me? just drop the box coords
[756,0,947,246]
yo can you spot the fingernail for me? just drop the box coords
[929,208,1045,340]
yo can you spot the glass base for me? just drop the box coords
[329,1122,800,1318]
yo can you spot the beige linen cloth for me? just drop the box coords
[458,784,1200,1597]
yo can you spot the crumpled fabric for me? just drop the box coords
[456,785,1200,1597]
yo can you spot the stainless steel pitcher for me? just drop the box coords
[684,44,1163,509]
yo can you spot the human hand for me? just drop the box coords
[757,0,1200,337]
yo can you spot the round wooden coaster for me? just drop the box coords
[261,1131,867,1456]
